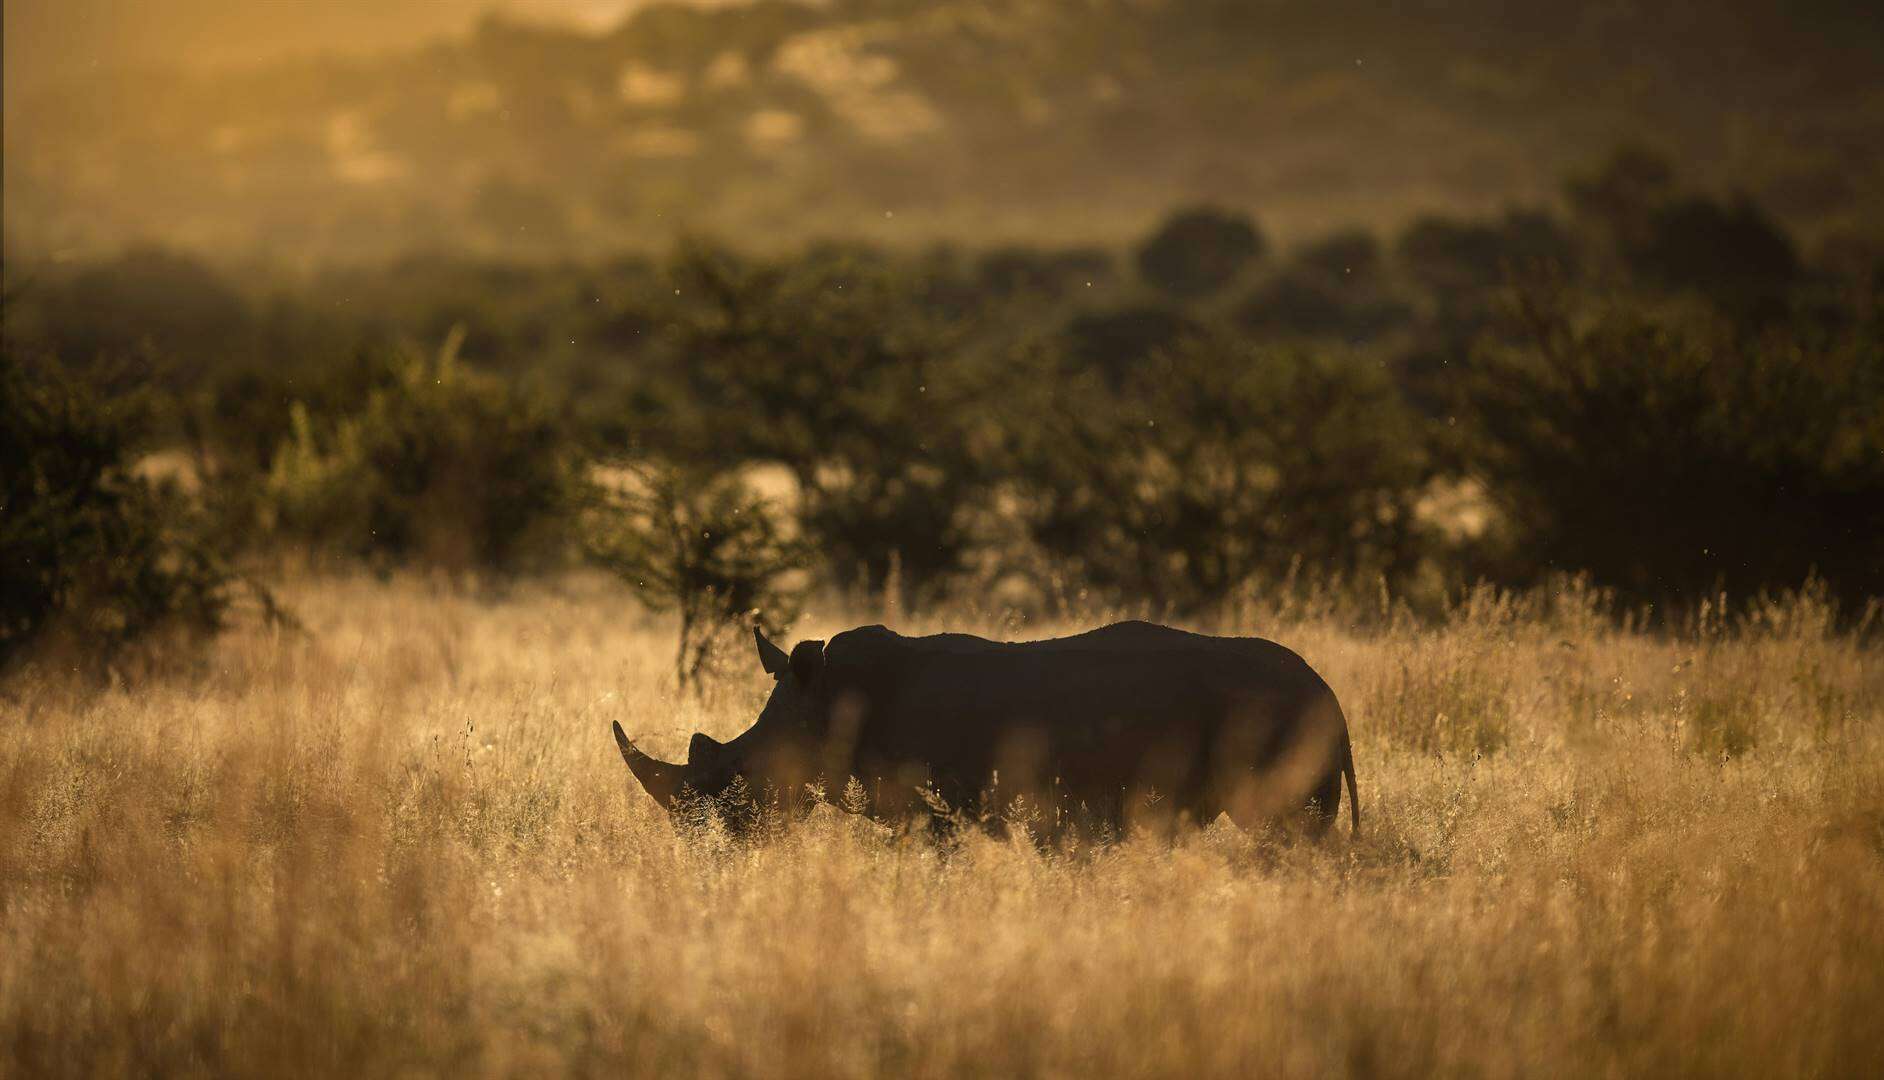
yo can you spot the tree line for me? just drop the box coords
[5,147,1881,675]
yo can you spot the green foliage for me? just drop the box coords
[6,144,1879,618]
[648,242,986,604]
[583,463,807,690]
[1005,335,1431,613]
[189,310,405,475]
[1,350,236,673]
[1451,288,1884,606]
[261,333,579,574]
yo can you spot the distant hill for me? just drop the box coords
[6,0,1881,263]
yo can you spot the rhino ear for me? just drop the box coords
[790,639,825,686]
[688,732,723,766]
[755,627,790,676]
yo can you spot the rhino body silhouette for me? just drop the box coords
[614,621,1358,838]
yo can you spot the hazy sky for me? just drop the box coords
[3,0,645,92]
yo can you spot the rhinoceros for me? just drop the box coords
[612,621,1358,837]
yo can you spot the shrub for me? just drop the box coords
[1134,206,1265,300]
[1240,229,1412,345]
[583,462,807,691]
[1630,196,1799,313]
[1235,270,1411,344]
[1564,144,1679,256]
[1397,210,1579,299]
[1004,335,1432,613]
[1567,145,1799,314]
[1,350,238,674]
[262,332,579,574]
[975,246,1116,300]
[1450,288,1884,607]
[187,309,404,475]
[20,249,252,389]
[646,242,985,604]
[1059,305,1202,388]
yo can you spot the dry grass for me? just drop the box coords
[3,574,1881,1078]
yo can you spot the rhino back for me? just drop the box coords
[825,622,1332,795]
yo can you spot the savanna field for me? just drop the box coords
[9,1,1884,1076]
[4,575,1879,1078]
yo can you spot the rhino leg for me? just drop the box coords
[1300,766,1344,837]
[1216,692,1349,837]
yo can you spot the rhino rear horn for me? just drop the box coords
[688,732,724,765]
[755,627,790,676]
[789,639,825,685]
[613,721,684,808]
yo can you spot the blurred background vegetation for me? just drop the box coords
[4,0,1882,671]
[8,1,1884,258]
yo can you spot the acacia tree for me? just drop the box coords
[583,462,807,692]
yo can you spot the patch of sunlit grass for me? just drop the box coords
[2,574,1880,1076]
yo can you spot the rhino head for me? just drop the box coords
[612,627,829,823]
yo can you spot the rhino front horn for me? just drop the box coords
[755,627,790,676]
[613,721,684,807]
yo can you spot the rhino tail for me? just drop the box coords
[1340,719,1360,837]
